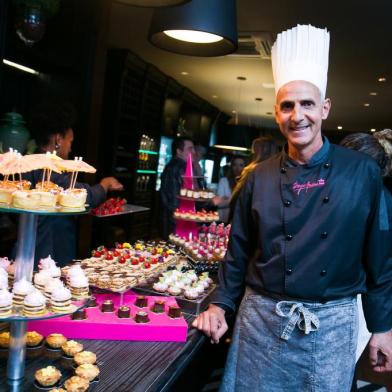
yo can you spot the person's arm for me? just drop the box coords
[192,172,254,342]
[361,166,392,372]
[213,178,231,208]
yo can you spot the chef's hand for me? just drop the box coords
[192,304,228,344]
[100,177,124,192]
[369,330,392,372]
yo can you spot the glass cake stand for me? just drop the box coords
[0,204,89,391]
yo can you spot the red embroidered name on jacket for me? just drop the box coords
[292,179,326,195]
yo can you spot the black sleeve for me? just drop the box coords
[160,164,182,212]
[362,167,392,333]
[211,171,254,311]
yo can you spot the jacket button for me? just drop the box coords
[286,268,293,275]
[284,200,292,207]
[323,196,329,203]
[321,232,328,239]
[286,234,293,241]
[280,167,287,174]
[320,270,327,276]
[324,163,331,169]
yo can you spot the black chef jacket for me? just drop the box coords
[15,170,106,266]
[212,137,392,333]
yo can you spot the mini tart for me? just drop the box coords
[0,331,10,348]
[63,376,89,392]
[26,331,44,347]
[34,365,62,387]
[75,363,100,381]
[61,340,83,357]
[74,351,97,366]
[46,333,67,349]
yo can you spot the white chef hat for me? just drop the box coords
[271,24,330,98]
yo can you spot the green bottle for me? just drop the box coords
[0,112,30,153]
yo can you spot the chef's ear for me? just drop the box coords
[322,98,331,120]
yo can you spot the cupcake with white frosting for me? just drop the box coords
[34,270,52,292]
[51,286,72,313]
[12,278,34,307]
[0,269,8,290]
[23,289,46,316]
[0,288,13,317]
[69,275,89,300]
[44,278,64,303]
[0,257,10,271]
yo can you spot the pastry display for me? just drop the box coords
[34,365,62,387]
[72,241,178,293]
[174,208,219,222]
[151,269,212,299]
[75,363,100,382]
[63,375,89,392]
[61,340,84,357]
[0,150,95,211]
[0,288,13,316]
[74,351,97,366]
[26,331,44,347]
[46,333,67,349]
[23,289,47,316]
[0,331,10,348]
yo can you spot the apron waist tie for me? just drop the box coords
[275,301,320,341]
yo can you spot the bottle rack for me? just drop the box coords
[0,205,89,391]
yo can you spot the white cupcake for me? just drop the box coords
[51,287,72,313]
[12,278,34,307]
[0,288,13,316]
[34,270,52,292]
[38,255,57,270]
[0,269,8,289]
[44,278,64,302]
[69,275,89,300]
[23,289,46,316]
[184,288,199,300]
[153,282,168,293]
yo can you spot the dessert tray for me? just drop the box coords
[91,204,149,218]
[0,203,88,215]
[28,293,188,342]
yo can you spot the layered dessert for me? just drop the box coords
[50,286,72,313]
[58,188,87,209]
[12,190,41,209]
[12,278,34,307]
[0,288,12,317]
[23,289,46,316]
[69,274,89,300]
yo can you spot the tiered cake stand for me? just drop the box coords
[0,205,89,391]
[174,154,213,239]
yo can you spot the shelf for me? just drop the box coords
[174,216,219,223]
[0,204,89,216]
[177,196,214,203]
[0,298,89,322]
[136,170,157,174]
[91,204,150,218]
[138,150,158,155]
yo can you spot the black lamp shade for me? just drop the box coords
[116,0,191,7]
[214,125,252,151]
[148,0,237,57]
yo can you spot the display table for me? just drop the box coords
[0,315,207,392]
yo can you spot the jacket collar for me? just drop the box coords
[282,136,330,168]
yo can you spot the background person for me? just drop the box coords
[16,102,123,266]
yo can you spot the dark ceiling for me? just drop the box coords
[108,0,392,133]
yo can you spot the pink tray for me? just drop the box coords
[28,293,188,342]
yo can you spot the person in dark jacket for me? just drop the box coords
[18,102,123,266]
[193,25,392,392]
[160,137,195,239]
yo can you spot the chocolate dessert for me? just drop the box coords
[135,296,148,308]
[151,300,165,314]
[168,305,181,319]
[134,311,149,323]
[72,308,87,320]
[87,296,98,307]
[117,306,130,318]
[101,299,115,312]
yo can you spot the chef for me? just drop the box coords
[193,25,392,391]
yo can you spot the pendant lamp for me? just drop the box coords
[116,0,190,7]
[148,0,237,57]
